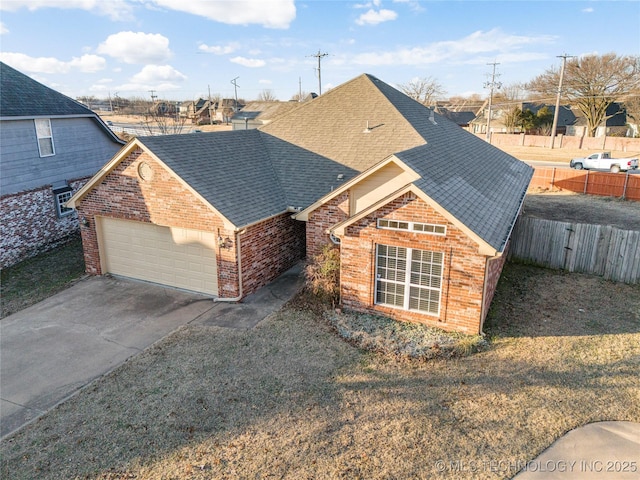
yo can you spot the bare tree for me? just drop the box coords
[257,89,278,101]
[398,77,446,106]
[527,53,640,137]
[495,83,526,133]
[142,99,187,135]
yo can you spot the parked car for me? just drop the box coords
[569,152,639,173]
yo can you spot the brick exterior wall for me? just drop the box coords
[240,213,306,296]
[75,148,305,299]
[1,178,88,268]
[306,191,349,259]
[313,192,495,334]
[480,240,511,330]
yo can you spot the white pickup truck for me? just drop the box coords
[569,152,639,173]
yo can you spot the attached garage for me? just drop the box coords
[97,217,218,296]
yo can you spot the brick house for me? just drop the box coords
[0,62,125,268]
[69,74,532,334]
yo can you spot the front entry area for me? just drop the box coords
[97,217,218,295]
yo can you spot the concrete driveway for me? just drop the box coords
[0,264,303,439]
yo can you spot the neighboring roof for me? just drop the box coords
[0,62,94,118]
[434,108,476,126]
[571,103,627,127]
[232,101,300,124]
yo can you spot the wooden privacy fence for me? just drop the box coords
[530,168,640,201]
[508,216,640,283]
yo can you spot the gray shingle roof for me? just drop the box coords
[139,131,287,227]
[135,73,532,251]
[0,62,95,117]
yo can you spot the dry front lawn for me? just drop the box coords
[1,262,639,479]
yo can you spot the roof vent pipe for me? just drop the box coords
[363,120,371,133]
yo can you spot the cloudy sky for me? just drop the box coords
[1,0,638,102]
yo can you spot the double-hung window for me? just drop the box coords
[35,119,55,157]
[375,244,443,315]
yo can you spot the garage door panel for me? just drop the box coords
[99,217,218,296]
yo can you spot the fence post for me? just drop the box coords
[584,170,589,194]
[550,168,556,190]
[622,172,629,199]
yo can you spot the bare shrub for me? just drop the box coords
[304,244,340,307]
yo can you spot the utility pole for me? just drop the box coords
[149,90,157,102]
[483,62,501,143]
[550,53,575,149]
[231,77,240,115]
[308,50,328,95]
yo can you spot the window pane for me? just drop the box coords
[35,119,51,137]
[39,138,54,156]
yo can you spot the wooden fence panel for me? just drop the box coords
[509,216,640,283]
[530,168,640,201]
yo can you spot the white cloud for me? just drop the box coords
[198,42,240,55]
[582,7,594,13]
[0,52,106,73]
[0,0,133,21]
[131,64,186,83]
[144,0,296,29]
[115,64,187,92]
[259,79,272,85]
[356,8,397,26]
[0,22,8,34]
[230,56,266,68]
[351,29,556,66]
[97,31,171,65]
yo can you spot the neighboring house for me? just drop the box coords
[0,62,125,268]
[470,102,575,135]
[68,74,532,334]
[566,103,628,137]
[231,101,301,130]
[433,107,476,128]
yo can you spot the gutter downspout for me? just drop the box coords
[214,228,247,302]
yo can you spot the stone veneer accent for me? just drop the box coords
[76,148,305,298]
[1,178,87,268]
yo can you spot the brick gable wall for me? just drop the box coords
[337,192,491,334]
[306,192,349,259]
[75,148,305,298]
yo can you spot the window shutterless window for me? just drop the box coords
[377,218,446,236]
[35,119,55,157]
[375,244,443,315]
[53,186,73,217]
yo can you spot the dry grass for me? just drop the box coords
[0,235,85,318]
[496,144,640,163]
[1,263,639,480]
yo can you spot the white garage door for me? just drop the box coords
[98,217,218,296]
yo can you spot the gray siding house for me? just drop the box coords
[0,62,125,268]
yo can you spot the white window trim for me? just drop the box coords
[35,119,55,157]
[53,188,73,218]
[377,218,446,236]
[375,244,443,316]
